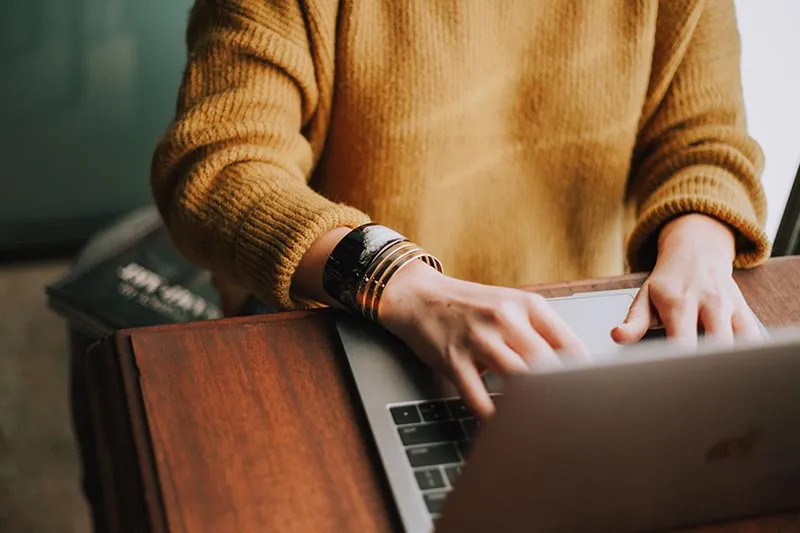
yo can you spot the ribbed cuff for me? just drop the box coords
[233,177,371,310]
[627,166,770,272]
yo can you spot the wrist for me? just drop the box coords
[321,223,444,322]
[658,213,736,263]
[380,259,446,328]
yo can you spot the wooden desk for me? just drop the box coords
[84,257,800,533]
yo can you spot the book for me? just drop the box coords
[46,205,223,339]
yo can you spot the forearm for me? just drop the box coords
[626,0,769,271]
[151,1,371,310]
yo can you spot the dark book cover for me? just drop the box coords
[46,206,223,338]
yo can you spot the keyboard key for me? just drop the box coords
[390,405,421,425]
[414,468,445,490]
[444,465,461,486]
[406,443,460,467]
[398,422,465,446]
[462,418,480,440]
[446,399,472,419]
[419,401,449,422]
[424,492,448,514]
[456,441,471,460]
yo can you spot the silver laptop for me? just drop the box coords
[333,289,793,532]
[435,328,800,533]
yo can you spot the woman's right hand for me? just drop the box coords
[379,260,589,419]
[291,227,588,419]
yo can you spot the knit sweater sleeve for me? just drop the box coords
[150,0,369,310]
[625,0,770,272]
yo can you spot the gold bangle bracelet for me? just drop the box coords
[366,247,428,322]
[368,248,443,323]
[358,242,418,319]
[353,239,443,323]
[356,241,416,316]
[372,250,442,323]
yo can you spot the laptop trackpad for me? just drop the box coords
[548,292,636,355]
[484,292,635,393]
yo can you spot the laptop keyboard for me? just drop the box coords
[388,395,501,520]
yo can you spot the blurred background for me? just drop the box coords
[0,0,192,258]
[0,1,194,531]
[0,1,798,532]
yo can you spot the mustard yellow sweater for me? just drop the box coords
[151,0,770,310]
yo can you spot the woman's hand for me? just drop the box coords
[380,260,588,419]
[612,214,762,346]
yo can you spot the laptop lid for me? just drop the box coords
[436,330,800,533]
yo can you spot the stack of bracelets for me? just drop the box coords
[322,223,444,323]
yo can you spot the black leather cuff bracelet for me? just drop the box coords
[322,224,407,311]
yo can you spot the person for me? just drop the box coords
[151,0,770,419]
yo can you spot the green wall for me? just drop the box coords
[0,0,193,252]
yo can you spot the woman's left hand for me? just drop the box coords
[612,213,762,347]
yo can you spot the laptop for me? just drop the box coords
[435,328,800,532]
[333,288,793,532]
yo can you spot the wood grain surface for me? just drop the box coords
[95,257,800,532]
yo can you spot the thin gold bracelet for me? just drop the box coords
[356,241,416,316]
[362,246,443,323]
[367,248,428,322]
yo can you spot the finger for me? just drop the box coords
[659,295,699,347]
[473,335,530,376]
[450,361,494,419]
[499,307,564,364]
[732,307,763,341]
[698,300,734,345]
[525,295,589,358]
[729,288,764,341]
[514,332,564,371]
[611,285,652,345]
